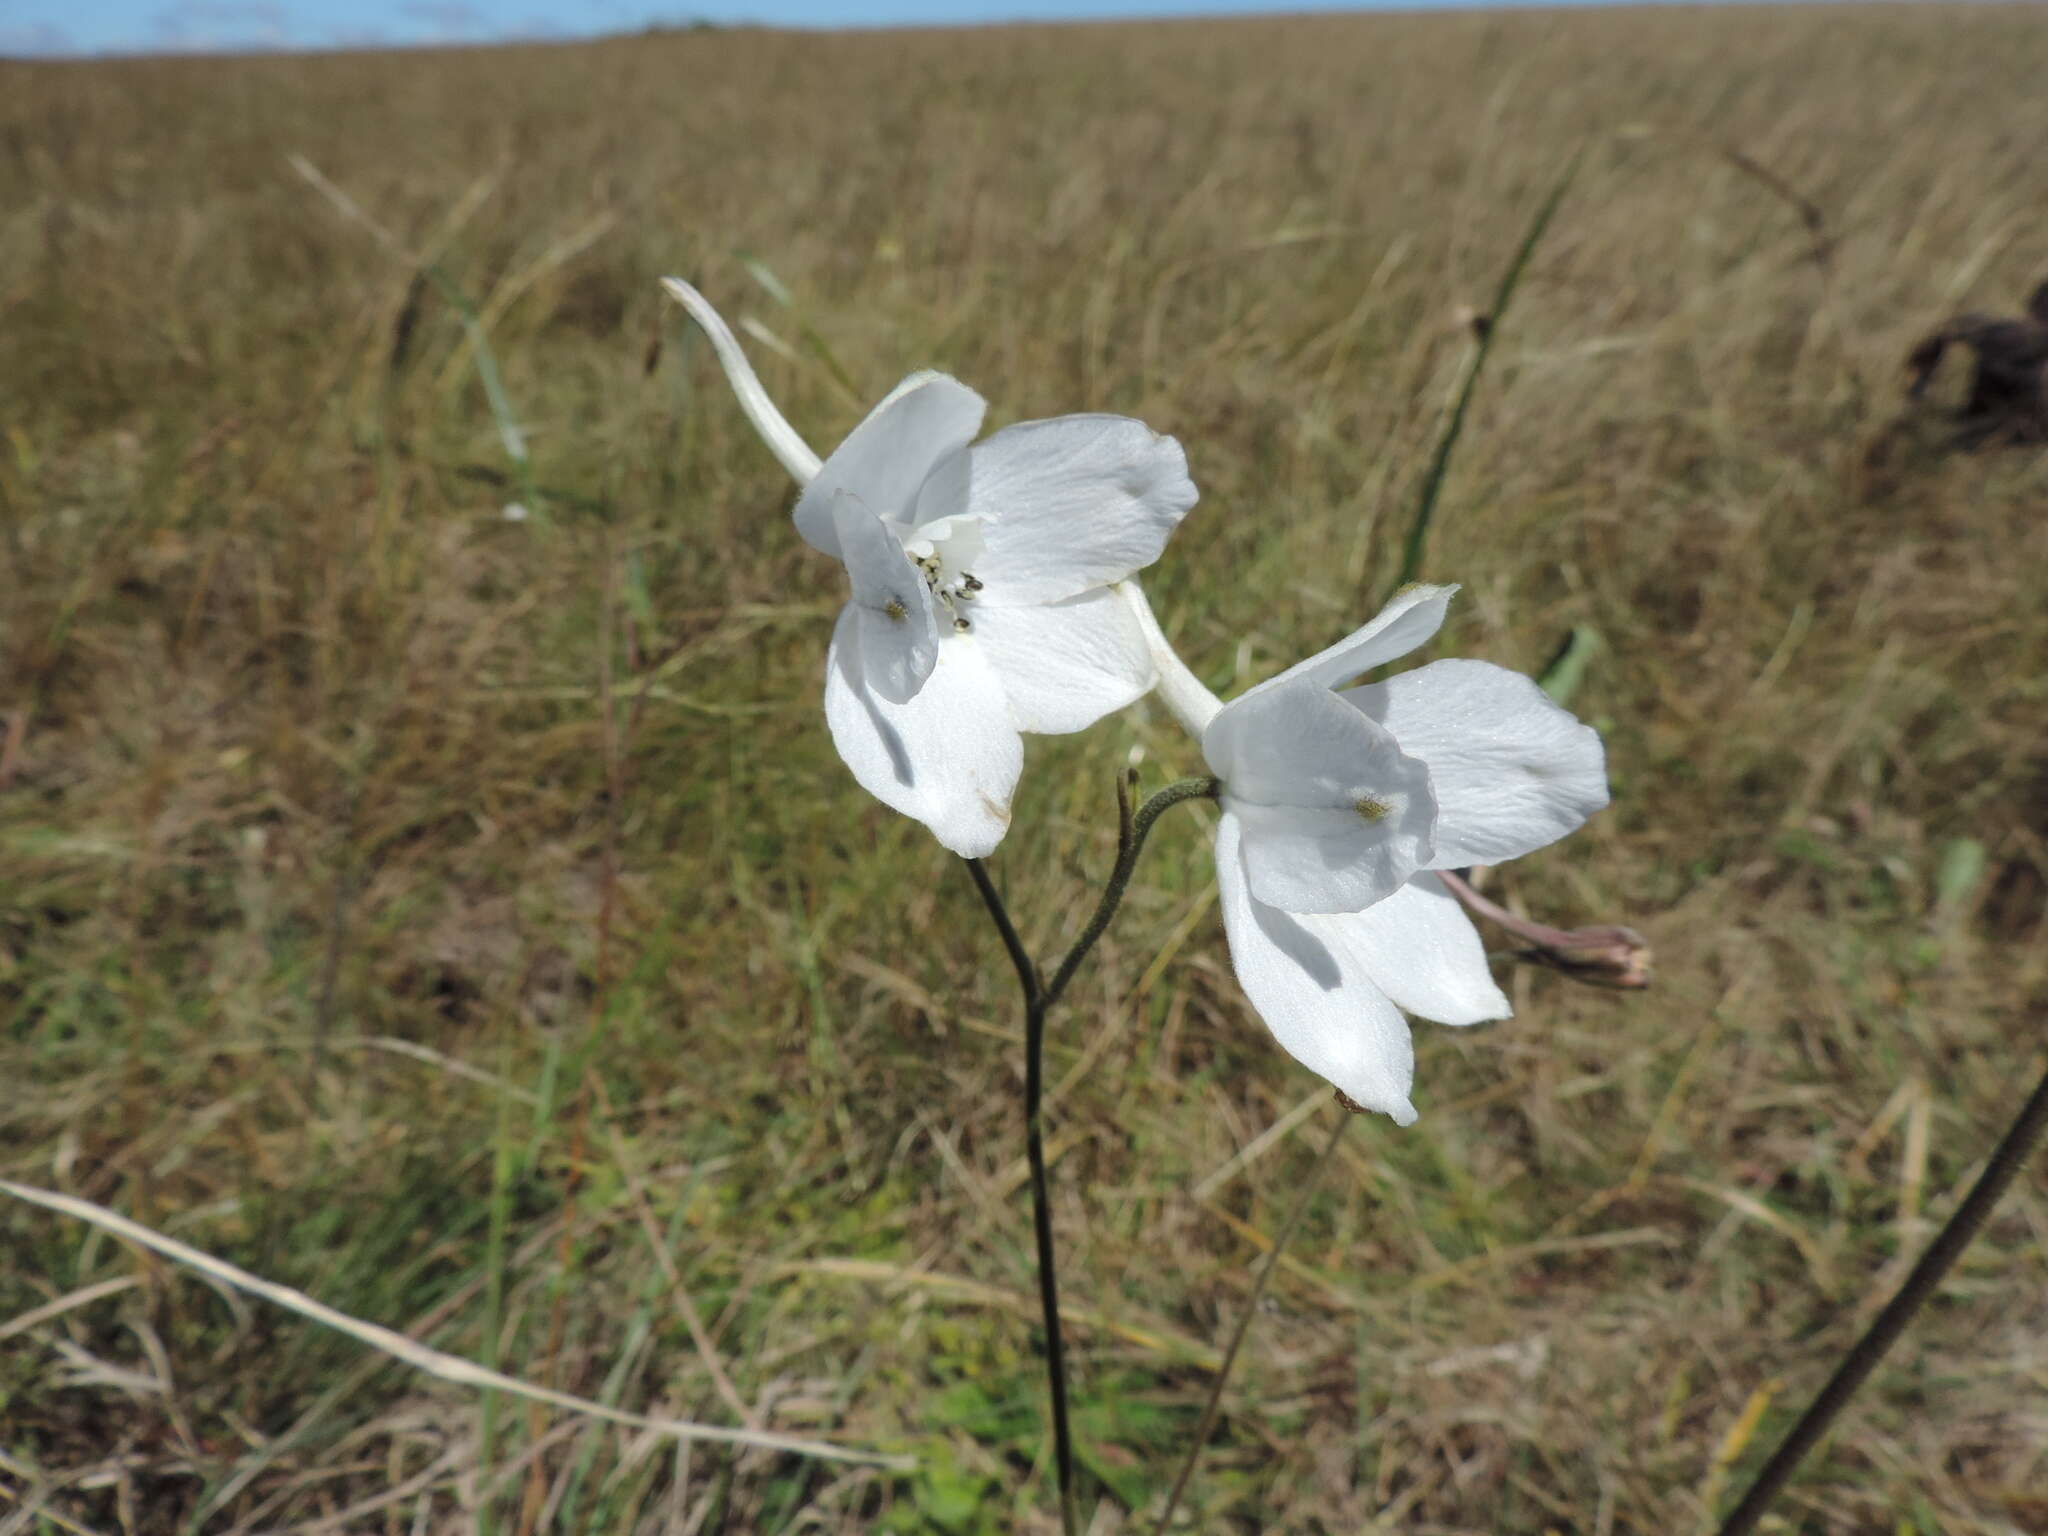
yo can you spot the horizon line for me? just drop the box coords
[0,0,1959,65]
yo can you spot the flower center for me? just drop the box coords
[900,515,987,635]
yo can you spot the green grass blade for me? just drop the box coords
[418,262,550,526]
[475,1046,523,1536]
[1537,625,1603,707]
[1389,151,1583,597]
[739,252,866,406]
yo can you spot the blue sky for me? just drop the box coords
[2,0,1563,57]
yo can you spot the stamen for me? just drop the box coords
[1353,796,1390,824]
[900,533,988,639]
[884,598,908,622]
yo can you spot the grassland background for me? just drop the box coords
[3,6,2047,1531]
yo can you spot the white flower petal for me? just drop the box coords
[823,607,1022,858]
[1215,814,1420,1124]
[909,441,972,534]
[1344,659,1609,869]
[964,587,1156,735]
[830,494,937,706]
[1240,583,1458,702]
[1204,681,1436,914]
[968,415,1197,606]
[793,373,986,559]
[1329,872,1510,1026]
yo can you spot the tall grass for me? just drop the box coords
[3,8,2046,1531]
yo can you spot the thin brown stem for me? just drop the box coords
[1153,1109,1350,1533]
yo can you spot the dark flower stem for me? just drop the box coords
[966,857,1038,1001]
[963,773,1219,1536]
[1042,774,1220,1013]
[1716,1056,2048,1536]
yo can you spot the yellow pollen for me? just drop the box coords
[883,598,908,622]
[1354,796,1391,824]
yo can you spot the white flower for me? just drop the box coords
[664,278,1197,857]
[1125,583,1610,1124]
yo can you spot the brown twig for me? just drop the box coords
[1718,144,1836,274]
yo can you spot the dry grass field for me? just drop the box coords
[4,6,2048,1531]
